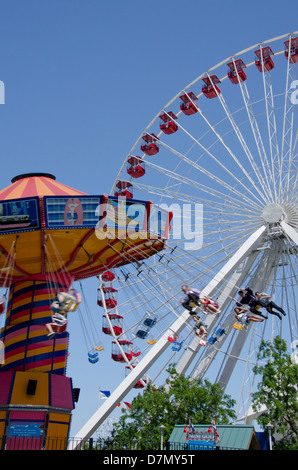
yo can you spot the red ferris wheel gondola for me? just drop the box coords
[126,156,145,179]
[111,340,133,362]
[179,92,198,115]
[284,36,298,63]
[97,287,118,309]
[102,313,123,336]
[227,59,247,84]
[125,366,147,389]
[202,75,221,99]
[159,111,178,135]
[254,46,274,72]
[141,133,159,156]
[102,271,115,282]
[114,180,133,198]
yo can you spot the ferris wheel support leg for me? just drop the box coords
[216,241,282,397]
[70,309,192,449]
[192,240,280,384]
[199,225,267,298]
[189,251,261,381]
[174,226,266,376]
[280,220,298,245]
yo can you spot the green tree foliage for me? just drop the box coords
[252,336,298,450]
[109,367,236,449]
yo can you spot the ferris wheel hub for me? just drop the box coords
[262,203,286,224]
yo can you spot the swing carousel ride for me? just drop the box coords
[0,32,297,450]
[0,172,171,449]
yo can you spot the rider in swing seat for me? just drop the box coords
[46,288,82,339]
[180,285,201,314]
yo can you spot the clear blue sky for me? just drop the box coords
[0,0,296,437]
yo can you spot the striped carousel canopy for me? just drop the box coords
[0,173,86,200]
[0,173,168,285]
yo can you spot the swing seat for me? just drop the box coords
[64,299,79,312]
[172,340,184,351]
[199,339,207,346]
[52,320,68,334]
[134,380,146,389]
[208,336,217,345]
[88,351,98,359]
[135,328,150,339]
[94,344,104,352]
[167,336,178,343]
[88,358,98,364]
[233,322,244,330]
[88,356,99,364]
[0,298,5,315]
[143,317,157,328]
[131,350,141,357]
[146,338,157,345]
[215,328,225,336]
[88,350,99,364]
[196,331,207,338]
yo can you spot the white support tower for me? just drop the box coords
[73,32,297,446]
[70,308,192,448]
[174,226,266,377]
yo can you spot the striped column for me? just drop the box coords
[0,280,75,449]
[0,280,69,375]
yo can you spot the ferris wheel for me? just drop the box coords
[74,32,298,444]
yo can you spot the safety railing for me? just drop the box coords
[0,436,240,451]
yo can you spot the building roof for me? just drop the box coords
[168,424,262,450]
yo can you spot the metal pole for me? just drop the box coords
[266,423,273,450]
[160,425,165,450]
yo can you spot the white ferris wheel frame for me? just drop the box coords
[71,32,298,447]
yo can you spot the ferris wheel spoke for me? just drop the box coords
[282,145,298,212]
[258,48,281,202]
[278,248,298,338]
[281,39,297,198]
[237,78,275,202]
[110,249,186,314]
[153,120,266,208]
[144,132,262,209]
[182,88,273,204]
[130,181,259,220]
[282,159,298,205]
[206,73,272,205]
[116,254,196,299]
[131,158,262,211]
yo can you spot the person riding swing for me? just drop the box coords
[180,285,200,314]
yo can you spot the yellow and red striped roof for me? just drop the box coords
[0,173,86,200]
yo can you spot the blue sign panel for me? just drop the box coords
[44,195,170,240]
[44,195,102,229]
[188,440,216,450]
[105,197,148,232]
[8,422,44,437]
[148,204,169,238]
[0,197,40,233]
